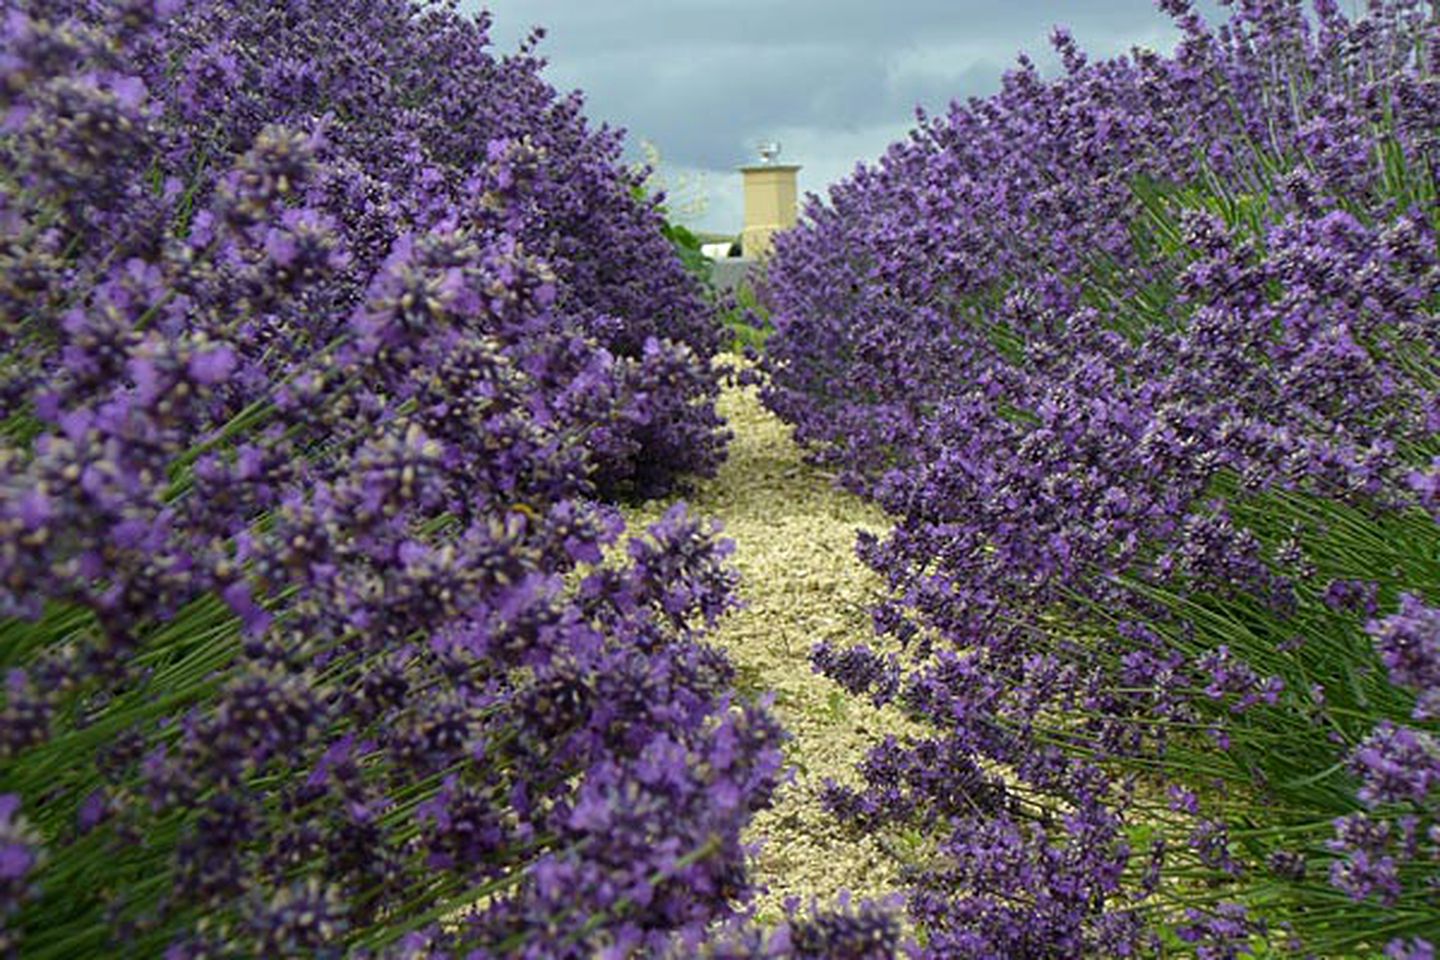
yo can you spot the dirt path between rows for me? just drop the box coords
[624,374,912,921]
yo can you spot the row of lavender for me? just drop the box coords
[761,0,1439,955]
[0,1,902,956]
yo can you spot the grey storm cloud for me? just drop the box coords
[462,1,1225,232]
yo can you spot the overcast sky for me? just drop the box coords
[464,1,1227,235]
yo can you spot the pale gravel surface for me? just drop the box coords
[624,374,916,922]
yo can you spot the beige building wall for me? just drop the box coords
[740,163,800,259]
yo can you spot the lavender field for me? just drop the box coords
[2,0,1438,957]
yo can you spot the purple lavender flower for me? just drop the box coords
[1370,594,1440,720]
[1329,849,1404,906]
[1349,723,1440,807]
[785,893,905,959]
[1175,902,1263,960]
[0,795,39,956]
[1387,938,1437,960]
[1327,814,1406,905]
[812,642,902,707]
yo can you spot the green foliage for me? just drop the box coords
[719,280,773,355]
[662,220,714,283]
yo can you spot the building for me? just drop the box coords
[705,143,800,295]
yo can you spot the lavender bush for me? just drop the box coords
[761,0,1440,955]
[0,1,803,956]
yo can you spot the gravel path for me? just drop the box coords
[624,374,912,921]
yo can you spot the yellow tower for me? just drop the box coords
[740,142,800,259]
